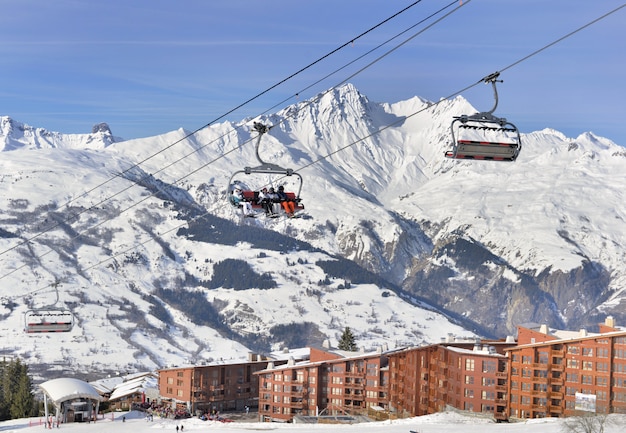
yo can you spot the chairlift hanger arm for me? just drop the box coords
[480,71,502,117]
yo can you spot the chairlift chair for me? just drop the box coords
[445,72,522,161]
[24,309,74,333]
[228,122,304,216]
[23,283,74,333]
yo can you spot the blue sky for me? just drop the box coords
[1,0,624,145]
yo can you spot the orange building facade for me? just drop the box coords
[506,318,626,419]
[255,346,392,422]
[157,317,626,422]
[387,340,514,420]
[158,359,269,414]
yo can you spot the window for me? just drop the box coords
[581,375,593,385]
[465,359,475,372]
[522,356,532,364]
[482,377,495,387]
[566,373,579,383]
[597,362,609,372]
[538,351,549,364]
[582,347,594,357]
[596,377,608,387]
[482,360,496,372]
[481,391,495,400]
[614,363,626,373]
[566,359,579,369]
[465,375,474,385]
[167,377,174,385]
[597,347,609,358]
[464,389,474,398]
[613,377,626,388]
[567,346,580,355]
[582,361,593,371]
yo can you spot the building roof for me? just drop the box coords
[89,376,124,395]
[109,372,158,401]
[39,378,102,404]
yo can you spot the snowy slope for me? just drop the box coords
[1,83,625,379]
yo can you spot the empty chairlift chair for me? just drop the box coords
[24,308,74,333]
[445,72,522,161]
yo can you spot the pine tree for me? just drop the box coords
[338,327,358,351]
[0,359,8,420]
[0,358,34,420]
[9,360,34,419]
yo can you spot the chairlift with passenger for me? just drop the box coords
[445,72,522,161]
[227,122,304,217]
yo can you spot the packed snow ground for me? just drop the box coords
[2,410,625,433]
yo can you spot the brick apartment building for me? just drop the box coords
[157,317,626,422]
[255,343,394,422]
[506,317,626,419]
[387,337,516,420]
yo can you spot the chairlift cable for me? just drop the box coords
[0,1,463,278]
[0,0,429,260]
[4,3,621,300]
[0,0,464,294]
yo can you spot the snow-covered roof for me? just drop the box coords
[39,378,102,404]
[109,373,158,401]
[90,376,124,395]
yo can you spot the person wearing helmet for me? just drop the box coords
[277,185,296,217]
[232,186,253,216]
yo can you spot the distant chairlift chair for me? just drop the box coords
[24,285,74,333]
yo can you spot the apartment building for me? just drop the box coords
[157,317,626,422]
[255,344,393,422]
[387,338,515,420]
[506,317,626,419]
[158,349,309,415]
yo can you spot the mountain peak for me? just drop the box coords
[0,117,119,151]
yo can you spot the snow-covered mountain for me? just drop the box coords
[1,83,624,380]
[0,116,118,151]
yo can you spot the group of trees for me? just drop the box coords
[0,358,35,420]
